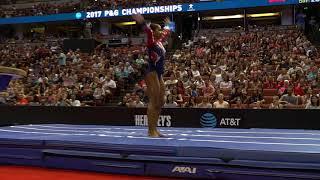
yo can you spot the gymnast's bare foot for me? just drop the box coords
[156,131,166,137]
[148,130,166,138]
[148,131,160,138]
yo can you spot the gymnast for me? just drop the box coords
[132,14,171,137]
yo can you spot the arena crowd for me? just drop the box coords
[0,25,319,109]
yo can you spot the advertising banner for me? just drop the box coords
[0,0,301,25]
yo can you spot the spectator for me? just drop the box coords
[183,96,197,108]
[58,50,66,66]
[176,80,185,96]
[280,86,299,105]
[233,97,245,109]
[135,95,145,107]
[202,79,215,97]
[171,88,183,105]
[219,75,232,90]
[269,96,283,109]
[230,87,246,104]
[118,96,128,107]
[213,93,229,109]
[305,95,320,109]
[126,96,137,108]
[164,94,178,108]
[69,95,81,107]
[197,96,213,108]
[246,88,264,104]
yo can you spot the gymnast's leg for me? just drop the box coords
[145,71,161,137]
[155,76,166,137]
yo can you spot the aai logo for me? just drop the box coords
[172,166,197,174]
[200,113,217,128]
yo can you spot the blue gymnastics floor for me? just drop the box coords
[0,124,320,179]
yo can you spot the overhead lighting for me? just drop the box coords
[204,14,244,20]
[203,12,280,20]
[248,13,280,18]
[116,21,136,26]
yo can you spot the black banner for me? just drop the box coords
[0,106,320,129]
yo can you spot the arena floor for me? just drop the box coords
[0,124,320,179]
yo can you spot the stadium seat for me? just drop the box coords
[263,89,278,96]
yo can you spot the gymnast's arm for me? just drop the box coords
[158,18,171,43]
[133,14,155,46]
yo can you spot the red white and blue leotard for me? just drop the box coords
[143,23,170,78]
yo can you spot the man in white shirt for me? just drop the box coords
[191,65,200,77]
[135,96,145,108]
[103,76,117,90]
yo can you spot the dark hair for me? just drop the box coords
[310,95,320,106]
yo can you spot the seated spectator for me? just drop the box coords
[16,94,29,105]
[293,81,305,96]
[213,93,229,109]
[126,96,137,108]
[171,88,183,105]
[135,96,145,108]
[191,64,200,77]
[188,84,199,97]
[118,96,128,107]
[277,68,290,82]
[193,76,205,89]
[176,80,185,96]
[93,83,105,100]
[182,75,192,89]
[302,87,312,105]
[197,96,213,108]
[57,94,69,106]
[183,96,197,108]
[269,96,283,109]
[202,79,215,97]
[103,75,116,92]
[252,101,263,109]
[245,88,264,104]
[237,73,248,89]
[213,68,223,85]
[219,75,232,90]
[69,95,81,107]
[233,97,245,109]
[58,50,66,66]
[305,95,320,109]
[278,80,290,95]
[0,92,8,106]
[280,86,299,105]
[164,94,178,108]
[263,76,277,89]
[165,74,178,86]
[230,87,246,104]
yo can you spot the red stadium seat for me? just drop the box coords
[263,96,274,104]
[263,89,278,96]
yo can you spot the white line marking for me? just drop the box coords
[29,125,194,133]
[176,133,320,141]
[123,136,320,148]
[127,136,174,140]
[12,127,137,135]
[176,138,320,147]
[0,129,122,138]
[195,130,320,135]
